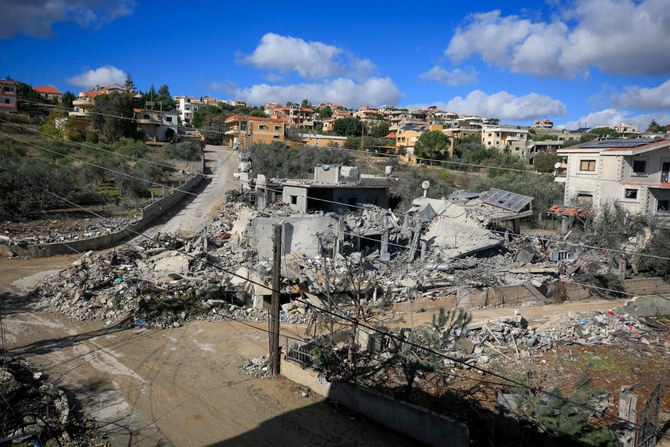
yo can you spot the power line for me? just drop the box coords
[22,180,663,434]
[0,132,201,198]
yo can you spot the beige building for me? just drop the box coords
[301,133,347,147]
[33,86,62,103]
[612,123,640,137]
[481,126,529,157]
[0,79,19,114]
[225,115,286,148]
[533,119,553,129]
[556,138,670,218]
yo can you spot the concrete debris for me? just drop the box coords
[2,215,139,247]
[239,356,269,378]
[1,357,109,446]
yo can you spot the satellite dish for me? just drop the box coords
[554,162,562,169]
[422,180,430,190]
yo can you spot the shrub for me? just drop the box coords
[161,141,202,160]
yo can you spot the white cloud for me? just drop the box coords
[261,73,284,82]
[445,0,670,77]
[432,90,566,121]
[611,79,670,111]
[226,77,402,109]
[0,0,134,38]
[66,65,126,88]
[558,108,670,130]
[239,33,375,81]
[419,66,478,86]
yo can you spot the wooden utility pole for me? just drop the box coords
[268,224,282,375]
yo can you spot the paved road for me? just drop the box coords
[145,144,238,238]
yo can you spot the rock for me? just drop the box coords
[454,338,474,354]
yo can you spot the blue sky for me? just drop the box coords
[1,0,669,129]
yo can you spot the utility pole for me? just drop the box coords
[360,121,365,151]
[268,224,282,375]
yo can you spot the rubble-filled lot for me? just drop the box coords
[1,214,139,248]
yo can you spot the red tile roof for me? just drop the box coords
[382,132,396,139]
[80,91,104,97]
[33,85,61,94]
[225,115,285,124]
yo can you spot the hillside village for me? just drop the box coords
[2,72,670,446]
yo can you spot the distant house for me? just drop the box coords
[0,79,19,114]
[395,125,426,162]
[533,119,553,129]
[231,99,247,107]
[301,133,347,148]
[134,109,178,142]
[270,105,315,129]
[33,86,62,103]
[225,115,286,148]
[176,96,207,125]
[556,138,670,220]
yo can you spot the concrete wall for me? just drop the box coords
[281,358,469,447]
[282,185,308,213]
[1,172,204,258]
[456,283,547,308]
[251,215,339,260]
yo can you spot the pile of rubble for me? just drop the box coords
[1,215,139,246]
[238,356,269,378]
[441,309,670,368]
[1,357,108,446]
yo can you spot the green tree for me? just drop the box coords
[300,98,312,109]
[647,119,665,133]
[319,106,332,119]
[415,130,449,160]
[333,117,363,137]
[249,110,268,118]
[533,151,561,173]
[91,92,136,142]
[192,105,222,128]
[156,84,176,111]
[124,73,136,94]
[371,121,390,138]
[589,127,620,138]
[62,91,76,109]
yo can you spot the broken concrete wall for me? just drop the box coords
[282,185,308,213]
[251,215,339,260]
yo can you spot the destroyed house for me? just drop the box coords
[281,165,391,213]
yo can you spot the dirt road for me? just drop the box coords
[145,145,238,238]
[1,258,415,446]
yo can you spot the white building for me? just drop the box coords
[556,138,670,219]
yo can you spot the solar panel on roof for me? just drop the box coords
[580,138,660,148]
[479,188,533,213]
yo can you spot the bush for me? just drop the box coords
[86,130,99,143]
[161,141,202,161]
[114,138,147,159]
[247,142,354,179]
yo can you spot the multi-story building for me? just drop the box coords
[176,96,216,125]
[270,104,315,129]
[70,90,104,116]
[612,123,640,138]
[264,102,284,115]
[0,79,19,114]
[395,125,426,162]
[231,99,247,107]
[225,115,286,148]
[390,109,426,132]
[556,138,670,220]
[33,86,62,103]
[533,119,554,129]
[355,105,380,123]
[481,126,529,157]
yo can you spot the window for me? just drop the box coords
[624,189,638,199]
[579,160,596,171]
[632,159,647,174]
[290,195,298,205]
[658,200,669,212]
[4,99,8,104]
[274,125,281,131]
[577,193,593,204]
[258,124,267,130]
[165,117,172,122]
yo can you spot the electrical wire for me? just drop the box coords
[21,180,666,435]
